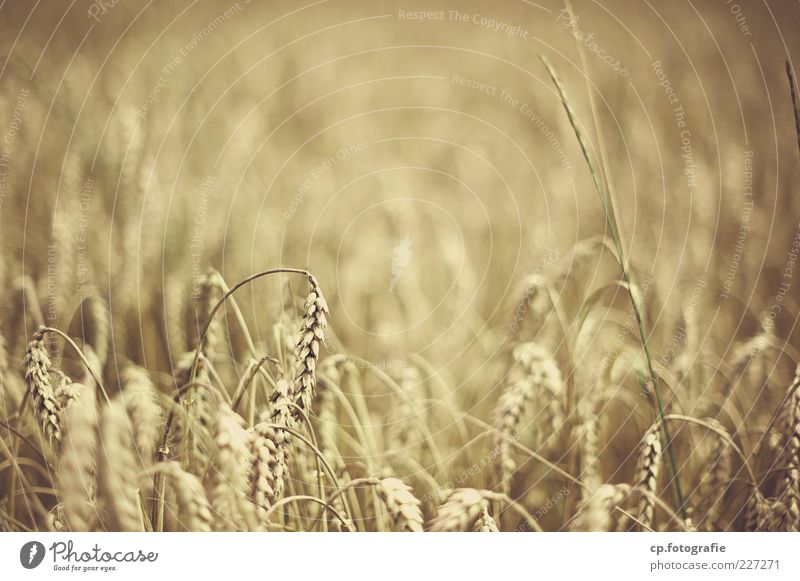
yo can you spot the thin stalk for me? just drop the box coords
[188,268,313,388]
[539,55,687,518]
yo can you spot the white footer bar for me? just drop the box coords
[1,533,797,580]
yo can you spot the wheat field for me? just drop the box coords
[1,0,800,532]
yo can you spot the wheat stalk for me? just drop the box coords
[317,356,346,472]
[540,55,686,518]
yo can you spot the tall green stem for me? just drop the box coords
[540,55,687,519]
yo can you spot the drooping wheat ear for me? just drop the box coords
[697,418,733,530]
[157,461,214,531]
[100,400,144,531]
[779,365,800,531]
[494,342,563,495]
[473,507,500,532]
[250,418,291,521]
[293,275,329,416]
[79,294,111,370]
[571,483,633,531]
[23,329,62,442]
[635,423,662,529]
[430,488,492,532]
[376,477,424,532]
[210,404,257,531]
[120,364,162,466]
[57,375,98,531]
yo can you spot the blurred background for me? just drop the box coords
[1,1,800,528]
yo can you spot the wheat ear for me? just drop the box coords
[293,276,329,416]
[494,342,563,495]
[57,372,98,531]
[156,462,214,531]
[210,404,257,531]
[376,477,424,532]
[100,400,144,531]
[780,365,800,531]
[120,364,162,466]
[250,417,291,519]
[473,507,500,532]
[23,329,62,442]
[636,424,662,529]
[571,484,633,531]
[430,489,491,532]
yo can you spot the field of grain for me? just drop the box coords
[1,0,800,532]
